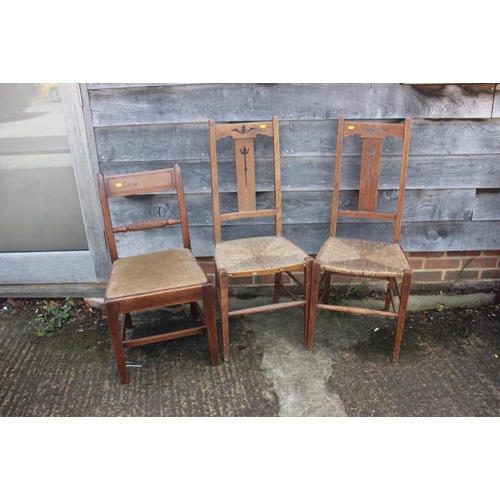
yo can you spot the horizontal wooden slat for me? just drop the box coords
[106,189,476,230]
[110,221,500,257]
[94,119,500,163]
[104,169,175,197]
[288,119,500,156]
[0,251,100,284]
[473,189,500,220]
[99,155,500,191]
[493,84,500,118]
[0,284,106,298]
[88,83,495,126]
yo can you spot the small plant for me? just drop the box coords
[346,279,371,297]
[34,297,76,338]
[449,257,475,291]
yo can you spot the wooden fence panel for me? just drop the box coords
[85,83,500,256]
[88,83,495,125]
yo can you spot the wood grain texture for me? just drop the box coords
[99,155,500,191]
[84,85,500,268]
[105,189,475,229]
[88,84,495,126]
[492,84,500,117]
[94,119,500,162]
[473,189,500,220]
[109,221,500,257]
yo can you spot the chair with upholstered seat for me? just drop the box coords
[208,116,313,361]
[307,117,413,362]
[98,164,219,384]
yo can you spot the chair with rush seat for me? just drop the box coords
[98,164,219,384]
[208,116,313,361]
[307,117,413,362]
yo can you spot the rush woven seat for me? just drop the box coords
[209,116,313,361]
[315,238,411,278]
[215,236,309,277]
[98,165,219,384]
[308,117,413,362]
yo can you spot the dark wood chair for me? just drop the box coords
[307,117,413,362]
[98,164,219,384]
[208,116,313,361]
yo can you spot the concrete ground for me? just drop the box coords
[1,292,499,417]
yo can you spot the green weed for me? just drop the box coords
[34,298,76,338]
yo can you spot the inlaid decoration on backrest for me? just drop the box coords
[213,120,275,215]
[344,121,406,214]
[209,117,282,243]
[331,117,411,244]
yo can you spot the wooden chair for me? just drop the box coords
[98,164,219,384]
[307,117,413,362]
[208,116,313,361]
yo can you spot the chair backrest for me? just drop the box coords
[208,116,282,244]
[330,116,411,244]
[97,164,191,262]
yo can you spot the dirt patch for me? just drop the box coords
[325,303,500,416]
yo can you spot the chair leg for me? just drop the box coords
[307,261,322,350]
[202,283,220,366]
[104,303,129,384]
[218,270,230,362]
[384,278,393,312]
[320,271,332,304]
[392,270,413,363]
[303,259,313,346]
[125,313,134,329]
[189,302,198,319]
[273,272,282,303]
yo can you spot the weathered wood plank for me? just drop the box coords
[60,83,112,281]
[94,119,500,163]
[473,189,500,220]
[106,189,476,232]
[100,155,500,191]
[492,84,500,118]
[110,220,500,257]
[88,84,495,126]
[0,251,99,284]
[0,284,106,298]
[288,119,500,156]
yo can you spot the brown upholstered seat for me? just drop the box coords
[98,165,219,384]
[106,248,208,299]
[308,117,413,363]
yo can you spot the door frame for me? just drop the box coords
[0,83,109,297]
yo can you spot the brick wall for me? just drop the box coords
[197,250,500,297]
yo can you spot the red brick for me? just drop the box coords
[412,271,444,282]
[424,259,461,270]
[408,258,424,269]
[479,270,500,280]
[444,270,480,281]
[483,250,500,256]
[408,251,445,258]
[447,251,482,257]
[466,257,498,269]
